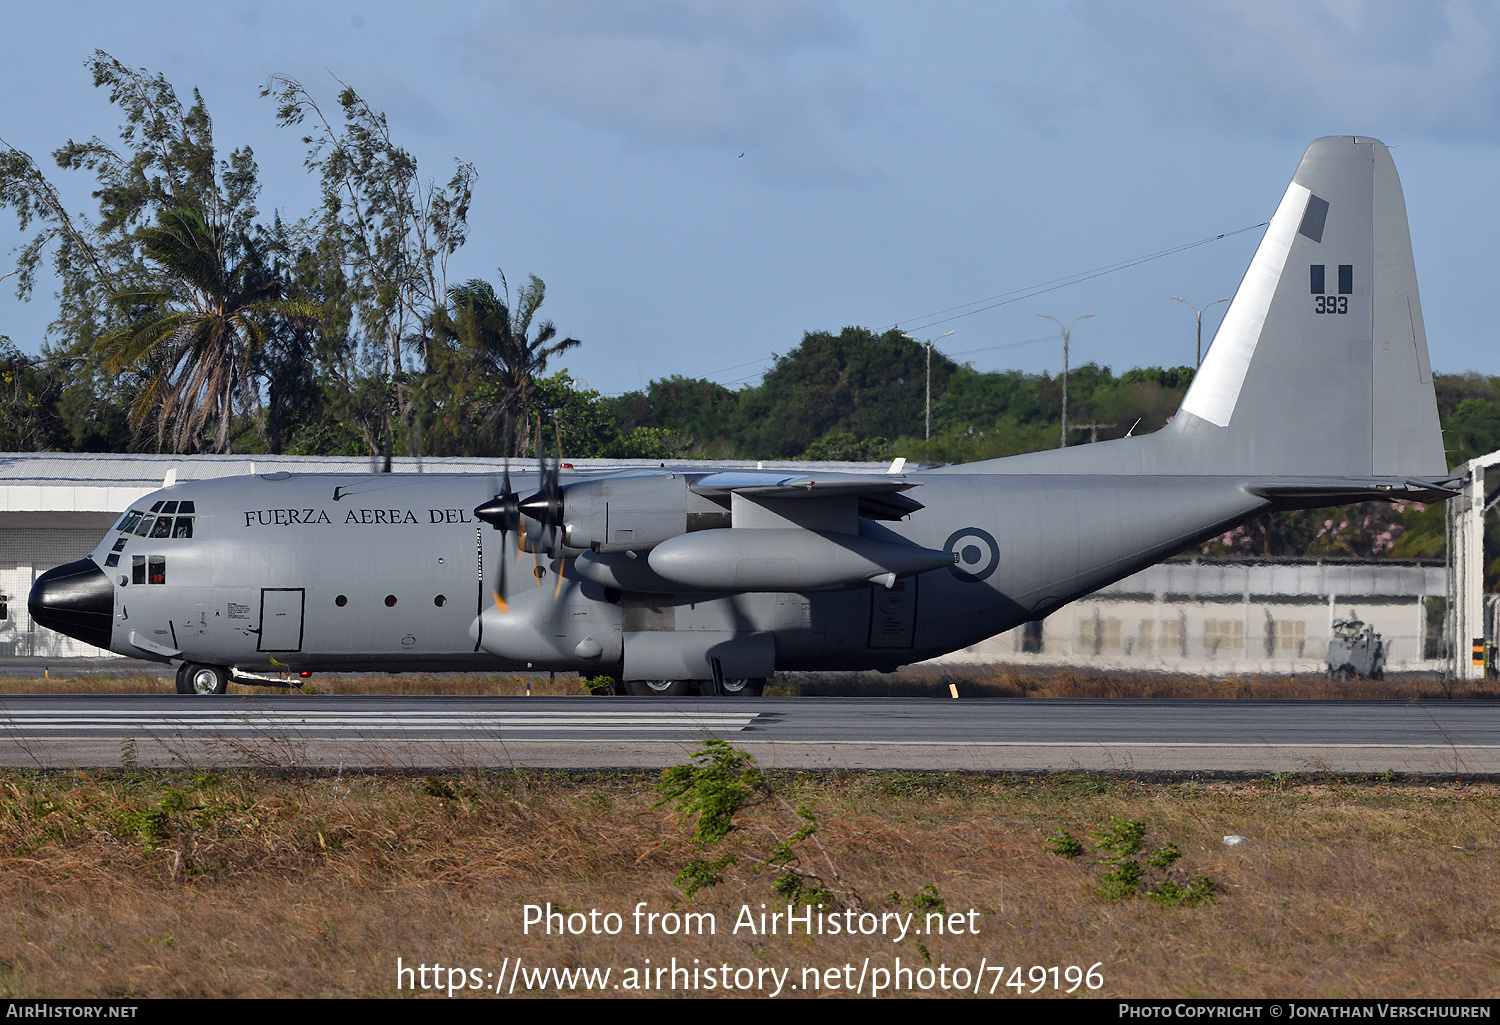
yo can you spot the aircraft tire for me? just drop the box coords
[628,679,693,696]
[719,677,766,697]
[176,663,229,696]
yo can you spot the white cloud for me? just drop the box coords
[1075,0,1500,141]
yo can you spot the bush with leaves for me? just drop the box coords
[1046,816,1216,906]
[655,739,853,907]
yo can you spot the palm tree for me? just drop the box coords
[440,274,579,457]
[95,207,316,453]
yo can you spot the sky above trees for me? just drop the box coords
[3,1,1499,395]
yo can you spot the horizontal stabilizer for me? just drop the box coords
[1247,475,1462,507]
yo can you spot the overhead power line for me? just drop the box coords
[890,221,1267,335]
[683,220,1267,386]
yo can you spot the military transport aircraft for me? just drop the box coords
[30,137,1459,696]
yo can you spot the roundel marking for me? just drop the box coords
[943,527,999,583]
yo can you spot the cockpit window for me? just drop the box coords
[119,505,195,540]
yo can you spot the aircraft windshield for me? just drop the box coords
[118,500,196,540]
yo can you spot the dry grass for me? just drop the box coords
[2,666,1492,700]
[777,665,1492,701]
[1,765,1497,998]
[0,672,597,697]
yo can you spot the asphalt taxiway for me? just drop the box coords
[1,695,1497,773]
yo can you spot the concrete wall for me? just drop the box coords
[925,559,1445,674]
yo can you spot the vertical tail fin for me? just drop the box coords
[1171,136,1445,476]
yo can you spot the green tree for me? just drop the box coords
[265,75,475,468]
[1,53,301,452]
[95,207,315,453]
[0,338,63,450]
[734,327,953,457]
[610,375,741,456]
[430,275,579,457]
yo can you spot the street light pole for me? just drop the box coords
[902,330,954,441]
[1170,295,1230,369]
[1039,313,1093,448]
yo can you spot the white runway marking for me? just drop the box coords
[0,709,763,733]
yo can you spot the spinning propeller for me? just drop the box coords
[474,428,569,612]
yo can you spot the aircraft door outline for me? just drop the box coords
[257,588,305,652]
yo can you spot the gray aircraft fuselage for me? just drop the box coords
[28,136,1458,686]
[71,467,1266,674]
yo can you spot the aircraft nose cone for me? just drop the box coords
[28,558,114,649]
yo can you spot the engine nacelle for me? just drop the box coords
[468,580,622,668]
[559,472,729,553]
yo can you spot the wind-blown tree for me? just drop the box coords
[0,53,302,451]
[264,75,475,468]
[96,207,315,453]
[432,274,579,457]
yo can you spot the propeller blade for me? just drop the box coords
[518,442,565,557]
[475,460,525,611]
[498,540,516,612]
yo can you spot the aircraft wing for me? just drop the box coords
[1246,476,1464,507]
[688,471,924,519]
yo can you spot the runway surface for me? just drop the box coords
[2,695,1498,773]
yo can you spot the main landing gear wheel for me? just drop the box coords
[719,677,766,697]
[176,663,229,695]
[627,679,693,696]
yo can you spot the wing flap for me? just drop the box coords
[689,471,924,519]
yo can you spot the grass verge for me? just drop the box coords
[0,666,1491,699]
[1,767,1496,998]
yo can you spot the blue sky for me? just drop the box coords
[2,1,1498,394]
